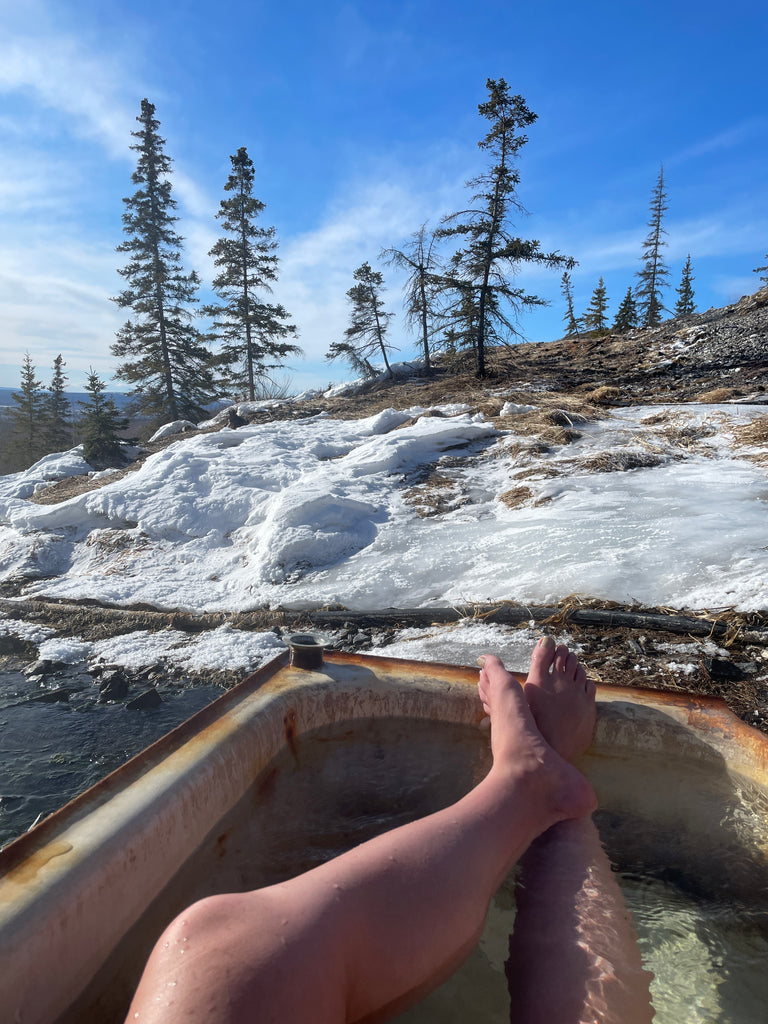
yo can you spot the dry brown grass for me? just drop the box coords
[539,426,582,446]
[476,398,506,417]
[640,411,672,426]
[499,439,553,459]
[578,451,663,474]
[585,386,621,406]
[507,409,586,446]
[512,465,562,481]
[658,422,717,448]
[402,472,471,518]
[732,416,768,466]
[497,486,552,509]
[733,416,768,448]
[693,387,736,404]
[498,486,534,509]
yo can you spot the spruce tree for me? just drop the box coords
[8,354,46,470]
[560,271,581,337]
[381,224,441,372]
[674,255,696,317]
[635,166,670,327]
[442,284,483,356]
[112,99,215,423]
[753,254,768,285]
[43,354,73,453]
[205,147,300,401]
[613,287,639,333]
[583,277,609,334]
[327,262,395,378]
[79,369,129,467]
[440,80,574,376]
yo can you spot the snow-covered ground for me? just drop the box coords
[2,399,767,615]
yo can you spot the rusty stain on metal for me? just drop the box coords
[215,831,230,860]
[283,708,299,763]
[0,839,73,893]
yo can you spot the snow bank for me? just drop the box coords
[149,420,198,442]
[324,359,425,397]
[0,448,93,500]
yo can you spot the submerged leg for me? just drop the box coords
[498,641,655,1024]
[126,642,596,1024]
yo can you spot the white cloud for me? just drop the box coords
[667,119,767,168]
[0,239,122,382]
[0,32,137,160]
[277,172,467,363]
[712,274,764,305]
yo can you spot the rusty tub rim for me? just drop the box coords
[2,648,767,872]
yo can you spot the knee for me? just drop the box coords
[159,892,240,955]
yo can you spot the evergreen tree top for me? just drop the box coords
[477,78,537,154]
[216,147,268,235]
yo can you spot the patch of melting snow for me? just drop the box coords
[1,402,767,615]
[666,661,698,675]
[0,613,56,644]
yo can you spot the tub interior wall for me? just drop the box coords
[60,712,768,1024]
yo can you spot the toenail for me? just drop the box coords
[477,656,486,667]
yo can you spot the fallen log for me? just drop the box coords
[2,597,766,642]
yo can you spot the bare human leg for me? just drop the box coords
[126,644,596,1024]
[492,638,655,1024]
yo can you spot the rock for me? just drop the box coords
[227,409,248,429]
[126,688,162,710]
[25,659,65,677]
[97,668,130,701]
[736,661,761,676]
[25,687,72,705]
[702,658,745,681]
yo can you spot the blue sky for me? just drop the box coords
[0,0,766,395]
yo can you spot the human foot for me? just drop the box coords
[477,651,596,821]
[520,636,596,761]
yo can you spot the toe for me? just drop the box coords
[479,653,505,673]
[565,651,580,679]
[554,644,570,674]
[529,636,556,678]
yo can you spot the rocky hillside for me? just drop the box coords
[303,284,768,416]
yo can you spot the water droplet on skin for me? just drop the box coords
[167,981,177,988]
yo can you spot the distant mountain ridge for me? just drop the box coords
[0,388,133,412]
